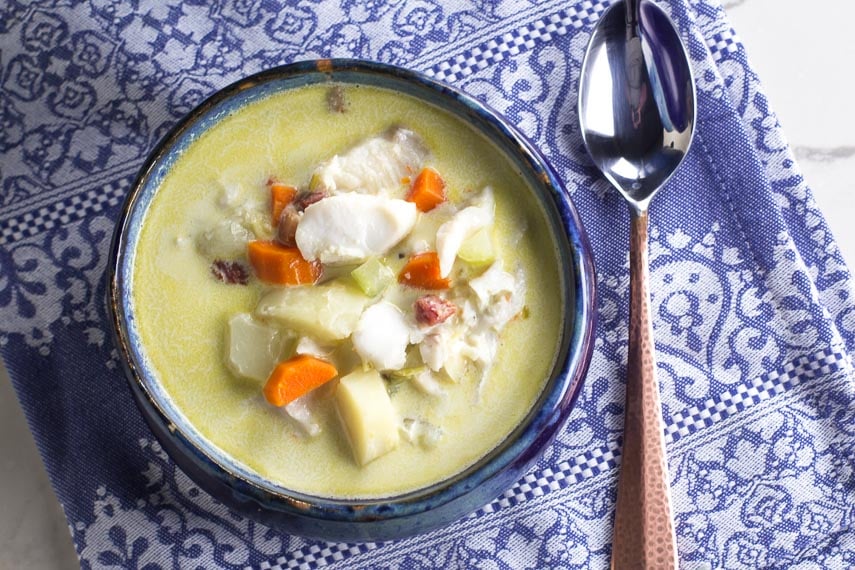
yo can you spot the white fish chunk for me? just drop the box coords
[400,418,442,448]
[435,187,495,277]
[284,393,321,437]
[296,194,417,265]
[420,326,493,384]
[468,262,517,306]
[312,128,428,197]
[459,329,499,370]
[294,336,335,360]
[419,330,447,372]
[469,262,527,330]
[352,301,410,371]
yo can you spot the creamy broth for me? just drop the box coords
[133,84,563,498]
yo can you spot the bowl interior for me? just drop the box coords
[112,60,594,520]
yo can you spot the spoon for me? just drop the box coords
[577,0,696,568]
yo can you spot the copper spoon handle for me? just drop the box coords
[611,209,678,569]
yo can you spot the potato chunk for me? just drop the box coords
[255,283,371,342]
[226,314,287,382]
[334,369,400,465]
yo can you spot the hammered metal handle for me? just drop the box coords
[611,209,678,569]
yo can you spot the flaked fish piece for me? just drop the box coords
[197,220,253,259]
[469,261,527,330]
[284,393,322,437]
[436,187,495,277]
[400,418,442,448]
[295,193,417,265]
[352,301,410,371]
[311,128,428,197]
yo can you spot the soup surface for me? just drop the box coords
[132,83,563,498]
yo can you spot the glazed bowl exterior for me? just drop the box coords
[107,59,597,542]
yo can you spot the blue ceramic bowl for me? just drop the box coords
[108,59,596,542]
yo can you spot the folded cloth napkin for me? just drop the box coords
[2,0,854,568]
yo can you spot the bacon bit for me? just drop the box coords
[292,191,327,212]
[211,260,250,285]
[414,295,457,326]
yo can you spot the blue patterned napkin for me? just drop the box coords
[2,1,854,568]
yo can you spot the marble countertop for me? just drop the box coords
[1,0,853,567]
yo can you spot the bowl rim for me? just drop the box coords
[107,58,597,527]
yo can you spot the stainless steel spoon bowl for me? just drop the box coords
[578,0,696,567]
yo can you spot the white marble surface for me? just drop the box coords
[724,0,855,267]
[1,1,853,568]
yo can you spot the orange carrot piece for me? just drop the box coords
[398,251,450,289]
[269,182,297,225]
[263,354,338,407]
[406,167,446,212]
[247,240,321,285]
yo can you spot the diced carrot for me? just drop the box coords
[263,354,338,407]
[398,251,450,289]
[406,167,446,212]
[247,240,321,285]
[269,182,297,225]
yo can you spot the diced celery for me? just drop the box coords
[458,227,495,265]
[351,257,395,297]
